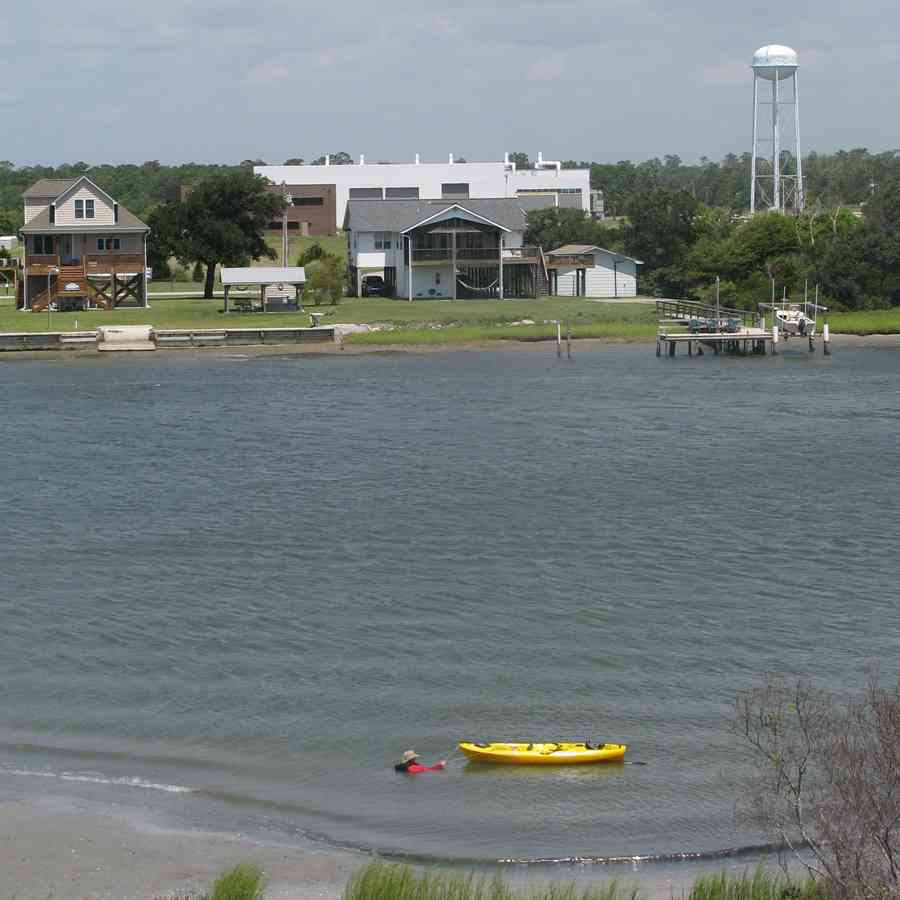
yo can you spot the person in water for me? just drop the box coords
[394,750,446,773]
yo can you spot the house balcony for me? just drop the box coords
[26,252,146,277]
[410,246,540,265]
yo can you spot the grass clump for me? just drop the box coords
[343,861,641,900]
[684,869,823,900]
[209,863,266,900]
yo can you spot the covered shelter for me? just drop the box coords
[545,245,642,298]
[221,266,306,313]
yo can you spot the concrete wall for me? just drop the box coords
[256,159,591,227]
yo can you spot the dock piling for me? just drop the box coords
[823,321,831,356]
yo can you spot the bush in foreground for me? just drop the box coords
[210,863,266,900]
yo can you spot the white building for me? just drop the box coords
[545,245,642,298]
[256,153,589,233]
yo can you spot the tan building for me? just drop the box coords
[264,183,337,236]
[19,176,150,311]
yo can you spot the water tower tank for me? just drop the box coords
[752,44,798,80]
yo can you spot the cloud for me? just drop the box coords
[242,61,292,87]
[4,0,900,165]
[526,56,566,82]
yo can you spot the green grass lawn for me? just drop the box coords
[262,232,347,264]
[0,296,658,336]
[2,293,899,342]
[826,309,900,334]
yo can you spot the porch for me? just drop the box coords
[402,211,544,300]
[23,253,148,311]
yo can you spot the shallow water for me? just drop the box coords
[1,344,898,866]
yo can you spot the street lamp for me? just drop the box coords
[281,183,293,267]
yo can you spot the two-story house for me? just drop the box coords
[18,176,150,311]
[344,197,554,300]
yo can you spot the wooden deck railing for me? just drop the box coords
[26,252,145,277]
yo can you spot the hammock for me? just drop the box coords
[457,277,499,293]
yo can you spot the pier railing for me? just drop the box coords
[656,298,757,328]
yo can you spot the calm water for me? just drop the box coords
[1,343,898,865]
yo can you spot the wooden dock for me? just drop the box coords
[656,328,774,356]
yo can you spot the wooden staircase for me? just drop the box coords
[30,274,113,312]
[536,248,550,297]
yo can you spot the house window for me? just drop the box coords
[292,197,324,206]
[33,235,54,254]
[75,199,84,219]
[76,199,95,219]
[374,232,392,250]
[97,238,121,250]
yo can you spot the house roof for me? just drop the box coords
[344,195,558,233]
[548,244,643,264]
[401,203,511,234]
[20,204,149,234]
[22,179,80,199]
[221,266,306,285]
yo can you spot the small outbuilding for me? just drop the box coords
[546,245,642,298]
[221,266,306,313]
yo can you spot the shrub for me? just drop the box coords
[191,261,205,283]
[304,254,346,306]
[209,863,266,900]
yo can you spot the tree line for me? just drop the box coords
[525,179,900,310]
[3,148,898,232]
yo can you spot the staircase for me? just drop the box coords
[30,271,114,313]
[536,247,550,297]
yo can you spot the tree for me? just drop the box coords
[734,672,900,900]
[296,242,325,266]
[283,158,305,166]
[311,152,353,166]
[508,152,532,170]
[623,187,699,271]
[240,158,267,167]
[304,255,346,305]
[149,171,283,298]
[524,208,621,251]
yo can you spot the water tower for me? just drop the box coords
[750,44,804,214]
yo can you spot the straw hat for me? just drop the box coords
[402,750,419,762]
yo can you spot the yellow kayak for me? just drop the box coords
[458,741,627,765]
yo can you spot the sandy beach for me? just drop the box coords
[0,795,781,900]
[0,795,360,900]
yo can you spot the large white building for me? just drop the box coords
[255,153,590,234]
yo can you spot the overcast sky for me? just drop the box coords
[4,0,898,167]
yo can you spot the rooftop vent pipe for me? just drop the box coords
[535,151,561,174]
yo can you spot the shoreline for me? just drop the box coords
[0,331,898,363]
[0,794,784,900]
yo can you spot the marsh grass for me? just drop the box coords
[683,869,823,900]
[343,861,641,900]
[209,863,266,900]
[826,309,900,334]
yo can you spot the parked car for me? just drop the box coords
[362,275,385,296]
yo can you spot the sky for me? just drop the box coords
[3,0,899,167]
